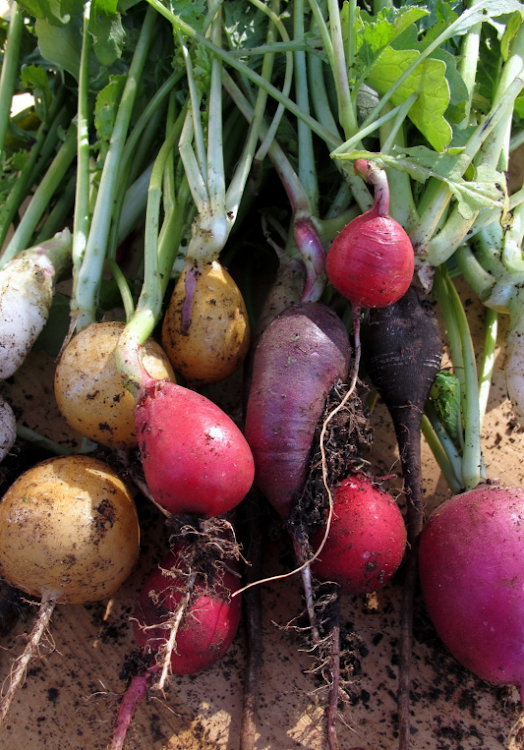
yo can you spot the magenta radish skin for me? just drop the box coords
[135,380,255,517]
[133,548,242,675]
[311,473,407,595]
[419,485,524,697]
[244,302,351,519]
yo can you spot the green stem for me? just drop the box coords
[326,0,357,138]
[478,307,498,425]
[145,0,340,149]
[0,95,67,250]
[73,1,92,274]
[0,1,24,160]
[0,123,77,268]
[73,6,158,331]
[294,0,318,211]
[34,173,76,244]
[421,411,463,495]
[434,265,483,490]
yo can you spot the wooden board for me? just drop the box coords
[0,277,523,750]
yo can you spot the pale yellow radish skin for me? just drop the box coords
[161,260,250,384]
[0,454,140,604]
[54,320,175,449]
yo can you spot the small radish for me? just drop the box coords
[54,320,176,450]
[326,160,414,310]
[109,534,242,750]
[0,396,16,463]
[0,454,140,725]
[161,260,251,385]
[0,230,71,380]
[311,472,407,595]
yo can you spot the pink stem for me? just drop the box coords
[108,670,154,750]
[354,159,390,216]
[180,264,200,335]
[293,217,326,303]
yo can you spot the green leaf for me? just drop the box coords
[94,74,127,149]
[169,0,207,34]
[88,0,126,66]
[19,65,52,121]
[17,0,83,25]
[34,15,82,78]
[430,370,462,449]
[367,47,452,151]
[356,5,430,67]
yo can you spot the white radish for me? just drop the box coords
[0,230,71,380]
[0,396,16,462]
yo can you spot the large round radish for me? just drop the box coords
[0,454,140,604]
[311,473,407,594]
[55,321,176,450]
[326,160,414,309]
[135,379,254,517]
[418,484,524,698]
[133,546,242,675]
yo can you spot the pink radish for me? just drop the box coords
[134,379,255,518]
[418,483,524,698]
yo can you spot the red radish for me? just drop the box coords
[418,484,524,698]
[326,159,414,309]
[135,379,255,517]
[133,547,242,675]
[109,540,241,750]
[311,473,407,595]
[244,301,351,520]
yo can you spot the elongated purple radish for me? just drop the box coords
[244,301,351,520]
[362,285,442,750]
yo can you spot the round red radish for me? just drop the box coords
[419,484,524,698]
[133,548,242,675]
[134,380,254,517]
[310,473,407,595]
[325,160,414,308]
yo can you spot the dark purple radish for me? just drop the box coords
[109,540,242,750]
[244,301,351,521]
[362,284,443,750]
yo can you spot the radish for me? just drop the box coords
[54,320,176,450]
[0,396,16,463]
[325,160,414,310]
[362,284,443,748]
[244,301,351,520]
[418,484,524,698]
[0,454,140,725]
[0,230,71,380]
[132,377,255,517]
[310,472,406,595]
[161,259,251,385]
[109,533,242,750]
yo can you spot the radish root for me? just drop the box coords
[0,597,55,726]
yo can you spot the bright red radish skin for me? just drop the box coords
[134,548,242,675]
[419,484,524,699]
[135,379,255,517]
[244,302,351,519]
[325,159,414,309]
[311,473,407,595]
